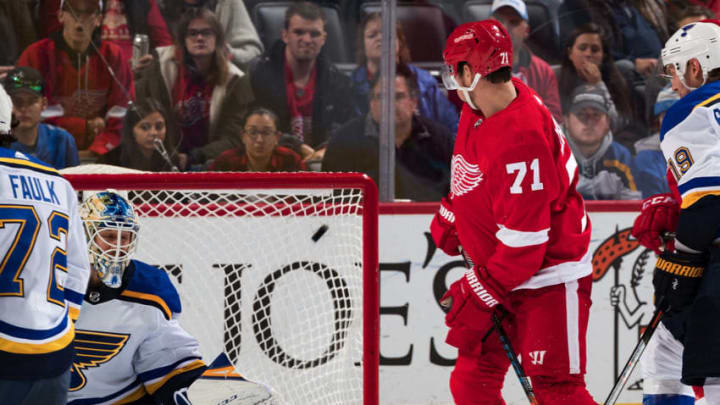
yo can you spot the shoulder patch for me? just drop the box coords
[120,260,181,320]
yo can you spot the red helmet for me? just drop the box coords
[442,20,512,90]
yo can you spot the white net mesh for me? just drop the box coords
[66,171,376,405]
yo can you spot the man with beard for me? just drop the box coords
[491,0,562,121]
[248,1,356,163]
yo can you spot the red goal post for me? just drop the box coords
[66,172,379,405]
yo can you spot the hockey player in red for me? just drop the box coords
[430,20,597,404]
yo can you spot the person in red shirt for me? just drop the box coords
[431,20,596,404]
[210,107,305,172]
[18,0,134,157]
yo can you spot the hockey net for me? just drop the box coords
[65,171,379,405]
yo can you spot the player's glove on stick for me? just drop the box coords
[441,266,504,335]
[653,250,706,314]
[632,193,679,255]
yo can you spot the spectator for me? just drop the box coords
[491,0,563,121]
[323,63,453,202]
[0,0,38,75]
[585,0,664,77]
[564,84,641,200]
[559,23,643,148]
[249,1,357,162]
[634,85,677,198]
[210,107,305,172]
[672,3,716,30]
[351,12,459,132]
[97,98,180,171]
[2,67,79,169]
[39,0,173,72]
[18,0,134,158]
[160,0,263,69]
[135,7,253,170]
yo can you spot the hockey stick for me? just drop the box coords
[493,308,540,405]
[603,306,663,405]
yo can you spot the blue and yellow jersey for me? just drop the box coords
[68,260,205,404]
[0,147,90,379]
[661,80,720,209]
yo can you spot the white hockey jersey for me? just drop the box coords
[68,259,205,405]
[660,80,720,209]
[0,147,90,379]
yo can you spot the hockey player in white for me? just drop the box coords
[632,20,720,404]
[0,84,90,404]
[68,190,206,404]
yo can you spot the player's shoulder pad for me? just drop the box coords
[0,147,62,177]
[120,260,181,320]
[661,81,720,139]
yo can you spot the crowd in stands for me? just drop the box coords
[1,0,712,201]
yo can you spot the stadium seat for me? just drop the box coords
[250,2,351,63]
[359,2,457,64]
[461,0,562,64]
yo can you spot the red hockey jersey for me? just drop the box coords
[449,79,591,294]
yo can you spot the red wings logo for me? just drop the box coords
[451,154,483,197]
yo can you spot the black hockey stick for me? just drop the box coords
[603,306,663,405]
[493,308,540,405]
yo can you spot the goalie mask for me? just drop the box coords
[662,20,720,90]
[81,191,139,288]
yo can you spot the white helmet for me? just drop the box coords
[0,85,12,135]
[662,21,720,88]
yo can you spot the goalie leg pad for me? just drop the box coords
[531,374,596,405]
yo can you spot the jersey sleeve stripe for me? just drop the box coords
[68,306,80,322]
[495,225,549,248]
[0,320,74,354]
[144,359,206,395]
[0,307,69,339]
[137,355,202,383]
[65,288,85,306]
[0,157,61,177]
[119,290,172,320]
[677,176,720,208]
[68,379,145,405]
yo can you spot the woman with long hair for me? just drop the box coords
[98,98,180,171]
[135,6,254,170]
[350,12,458,132]
[558,23,635,122]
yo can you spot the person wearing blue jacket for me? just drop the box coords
[564,84,641,200]
[2,67,79,169]
[350,12,458,133]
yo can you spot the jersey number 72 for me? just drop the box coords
[0,204,68,306]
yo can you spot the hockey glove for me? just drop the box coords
[441,266,503,331]
[632,193,680,255]
[653,250,706,314]
[430,198,461,256]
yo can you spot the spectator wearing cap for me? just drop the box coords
[564,84,641,200]
[2,67,80,169]
[633,85,677,198]
[491,0,563,121]
[39,0,173,73]
[17,0,134,158]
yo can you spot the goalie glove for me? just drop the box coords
[430,197,461,256]
[632,193,680,255]
[653,250,706,314]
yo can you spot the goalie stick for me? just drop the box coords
[458,248,539,405]
[604,306,663,405]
